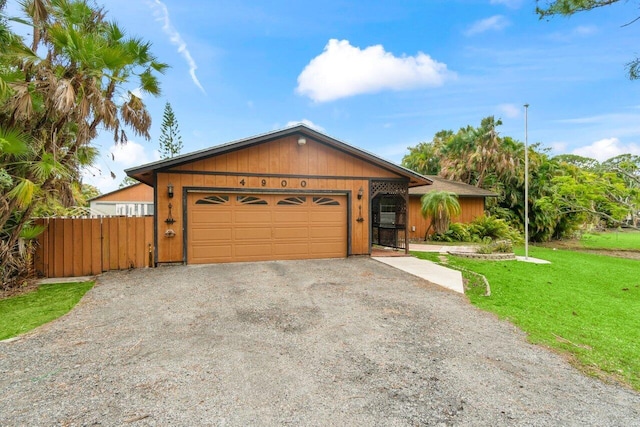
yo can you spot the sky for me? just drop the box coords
[7,0,640,193]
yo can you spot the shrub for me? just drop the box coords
[474,239,513,255]
[430,216,522,245]
[476,244,494,254]
[468,215,522,243]
[492,239,513,253]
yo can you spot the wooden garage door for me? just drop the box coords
[187,193,347,263]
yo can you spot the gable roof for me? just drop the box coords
[125,124,430,187]
[88,182,153,202]
[409,176,498,197]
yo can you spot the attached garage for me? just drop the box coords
[187,192,347,263]
[126,124,429,265]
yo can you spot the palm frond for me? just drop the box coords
[0,127,32,157]
[19,223,45,240]
[8,178,38,208]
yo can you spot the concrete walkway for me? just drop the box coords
[372,256,465,294]
[374,243,550,294]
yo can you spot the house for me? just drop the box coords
[125,125,429,265]
[88,183,154,217]
[407,176,498,240]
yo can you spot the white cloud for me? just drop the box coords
[497,103,520,119]
[296,39,452,103]
[285,119,325,132]
[572,137,640,161]
[465,15,510,36]
[148,0,205,93]
[109,141,160,168]
[490,0,523,8]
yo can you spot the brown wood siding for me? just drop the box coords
[407,196,486,241]
[92,183,153,202]
[156,135,393,263]
[33,217,153,278]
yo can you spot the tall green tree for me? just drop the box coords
[420,191,461,236]
[401,130,452,175]
[0,0,167,288]
[536,0,640,79]
[439,117,519,189]
[158,102,183,159]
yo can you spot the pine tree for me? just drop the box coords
[158,102,183,159]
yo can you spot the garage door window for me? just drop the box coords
[237,195,268,205]
[313,196,340,206]
[195,195,229,205]
[277,196,306,205]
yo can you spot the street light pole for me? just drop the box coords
[524,104,529,260]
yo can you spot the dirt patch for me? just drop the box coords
[538,241,640,260]
[1,258,638,426]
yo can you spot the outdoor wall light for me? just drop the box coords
[297,137,307,146]
[167,182,174,198]
[357,187,363,200]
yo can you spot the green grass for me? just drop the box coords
[0,281,94,341]
[580,230,640,250]
[419,247,640,391]
[411,251,441,263]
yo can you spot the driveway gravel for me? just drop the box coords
[1,258,639,426]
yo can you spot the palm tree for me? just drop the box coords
[420,191,461,237]
[0,0,167,288]
[439,117,519,189]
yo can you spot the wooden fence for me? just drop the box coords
[33,217,154,278]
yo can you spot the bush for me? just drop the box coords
[431,223,471,242]
[492,239,513,253]
[430,215,522,245]
[476,244,494,254]
[468,215,522,243]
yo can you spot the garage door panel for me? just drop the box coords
[191,245,233,262]
[192,210,232,224]
[310,227,344,239]
[273,227,309,239]
[234,211,272,223]
[311,242,345,256]
[235,243,273,257]
[192,227,233,241]
[273,242,310,256]
[310,210,343,222]
[234,227,271,240]
[188,192,346,264]
[273,211,309,223]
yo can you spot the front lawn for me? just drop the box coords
[0,281,94,341]
[415,247,640,391]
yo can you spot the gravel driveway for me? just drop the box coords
[1,258,639,426]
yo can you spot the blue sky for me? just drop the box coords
[8,0,640,192]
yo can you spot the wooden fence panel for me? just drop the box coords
[91,219,101,274]
[33,217,155,279]
[62,219,74,277]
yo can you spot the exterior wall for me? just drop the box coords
[89,201,154,217]
[407,196,486,241]
[155,135,403,263]
[93,183,153,203]
[89,184,154,217]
